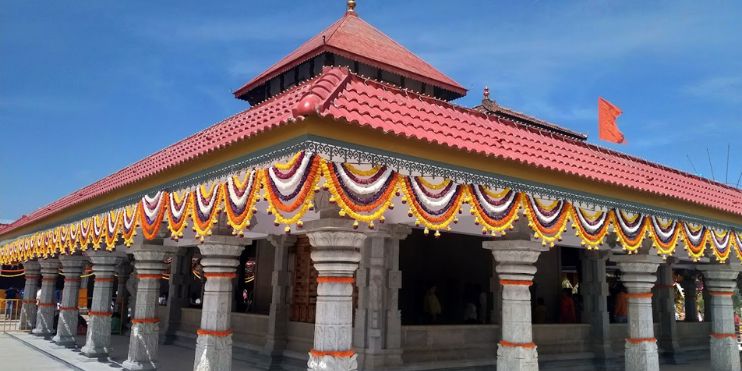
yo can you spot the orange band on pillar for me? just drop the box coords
[626,292,653,299]
[499,340,537,349]
[42,277,56,282]
[711,333,736,339]
[499,279,533,286]
[64,278,80,283]
[137,274,162,280]
[203,272,237,279]
[59,306,79,311]
[197,328,233,337]
[309,349,356,358]
[709,291,734,297]
[37,303,56,307]
[88,311,112,317]
[131,318,160,324]
[25,275,39,280]
[627,337,656,344]
[317,277,355,284]
[95,277,115,283]
[22,300,36,304]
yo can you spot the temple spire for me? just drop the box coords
[347,0,357,15]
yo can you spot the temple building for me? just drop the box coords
[1,2,741,371]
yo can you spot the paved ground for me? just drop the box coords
[0,331,720,371]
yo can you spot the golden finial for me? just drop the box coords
[347,0,356,14]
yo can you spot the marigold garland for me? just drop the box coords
[121,204,139,246]
[570,207,612,249]
[191,182,223,240]
[469,186,521,236]
[681,223,708,261]
[140,191,168,240]
[105,210,122,251]
[613,210,648,253]
[91,215,105,250]
[321,160,397,229]
[522,195,571,247]
[224,171,261,236]
[263,153,321,233]
[400,176,465,237]
[167,190,191,240]
[709,228,732,263]
[648,216,680,256]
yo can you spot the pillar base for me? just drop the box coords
[81,316,113,357]
[308,353,358,371]
[194,334,233,371]
[496,344,538,371]
[625,340,660,371]
[52,334,78,347]
[124,322,160,370]
[122,360,158,371]
[710,336,741,371]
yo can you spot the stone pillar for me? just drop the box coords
[81,251,123,357]
[264,234,297,368]
[161,246,192,344]
[698,264,742,371]
[192,237,247,371]
[655,261,681,363]
[579,250,614,367]
[611,254,663,371]
[52,255,87,346]
[681,271,698,322]
[353,224,410,369]
[483,240,546,371]
[305,219,367,371]
[122,243,174,371]
[19,260,41,331]
[33,258,60,336]
[116,259,132,317]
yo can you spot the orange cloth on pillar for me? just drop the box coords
[598,97,625,144]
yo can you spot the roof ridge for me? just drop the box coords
[292,66,351,117]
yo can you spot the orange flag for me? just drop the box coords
[598,97,625,144]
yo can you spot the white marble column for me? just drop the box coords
[305,219,367,371]
[681,271,698,322]
[19,260,41,330]
[81,250,123,357]
[123,243,174,371]
[264,234,297,368]
[579,250,614,366]
[353,224,410,369]
[611,254,663,371]
[698,264,742,371]
[53,254,87,346]
[33,258,60,336]
[192,237,247,371]
[655,261,681,364]
[483,240,546,371]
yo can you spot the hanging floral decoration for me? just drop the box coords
[734,232,742,262]
[401,176,466,237]
[648,216,680,256]
[709,229,732,263]
[105,210,122,251]
[570,207,612,249]
[263,152,321,233]
[522,195,570,247]
[322,161,398,230]
[191,182,223,240]
[469,186,522,236]
[613,210,648,253]
[224,171,261,236]
[140,191,168,240]
[91,215,105,250]
[0,150,740,265]
[681,223,707,261]
[121,205,139,246]
[167,190,191,240]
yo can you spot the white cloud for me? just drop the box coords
[683,75,742,103]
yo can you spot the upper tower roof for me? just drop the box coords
[233,4,467,104]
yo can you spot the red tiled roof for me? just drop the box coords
[233,13,466,99]
[2,67,740,237]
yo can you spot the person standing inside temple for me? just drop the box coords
[424,286,442,323]
[559,288,577,323]
[614,285,628,323]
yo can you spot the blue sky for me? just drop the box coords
[1,1,741,222]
